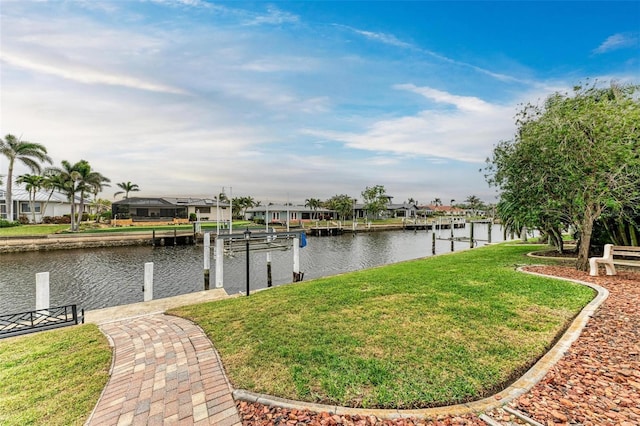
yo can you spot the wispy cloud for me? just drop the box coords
[347,27,413,49]
[243,5,299,26]
[304,85,515,164]
[340,24,531,86]
[1,50,188,95]
[593,32,639,54]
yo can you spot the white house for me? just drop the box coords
[0,183,78,222]
[245,204,336,224]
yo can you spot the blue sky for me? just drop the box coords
[1,1,638,205]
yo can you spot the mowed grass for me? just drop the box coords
[0,221,254,236]
[170,244,594,409]
[0,224,70,236]
[0,325,111,426]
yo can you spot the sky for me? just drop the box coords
[1,1,639,206]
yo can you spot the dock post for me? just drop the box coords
[470,222,475,248]
[36,272,50,313]
[450,221,454,252]
[432,232,436,255]
[144,262,153,302]
[488,221,492,244]
[293,237,301,282]
[215,237,224,288]
[203,233,210,290]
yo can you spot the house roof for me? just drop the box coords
[420,205,464,213]
[1,182,77,203]
[113,197,230,208]
[246,205,334,213]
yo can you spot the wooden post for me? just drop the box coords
[432,232,436,255]
[174,229,177,246]
[203,233,210,290]
[215,237,224,288]
[470,221,475,248]
[450,221,454,252]
[152,229,156,247]
[144,262,153,302]
[267,251,273,287]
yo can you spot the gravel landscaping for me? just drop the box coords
[236,265,640,425]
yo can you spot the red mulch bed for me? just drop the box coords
[236,266,640,425]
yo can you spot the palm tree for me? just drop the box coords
[15,173,44,223]
[47,160,108,231]
[73,160,110,227]
[305,197,321,219]
[432,198,442,206]
[47,161,80,231]
[0,134,52,221]
[114,181,140,199]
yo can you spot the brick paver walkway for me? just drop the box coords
[86,314,241,426]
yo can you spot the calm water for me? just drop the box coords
[0,224,510,314]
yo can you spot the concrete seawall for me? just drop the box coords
[0,233,161,253]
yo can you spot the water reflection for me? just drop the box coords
[0,224,509,313]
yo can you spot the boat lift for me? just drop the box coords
[202,230,307,295]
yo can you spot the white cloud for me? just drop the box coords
[305,86,515,164]
[1,50,188,95]
[593,33,639,54]
[243,5,299,26]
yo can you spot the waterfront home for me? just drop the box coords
[419,205,465,216]
[112,197,231,223]
[245,204,336,224]
[0,183,81,222]
[354,202,418,219]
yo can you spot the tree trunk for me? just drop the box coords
[6,162,14,221]
[70,200,76,232]
[576,216,595,271]
[30,190,36,224]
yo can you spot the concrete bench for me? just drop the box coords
[589,244,640,276]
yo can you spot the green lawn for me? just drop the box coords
[0,325,111,426]
[0,224,70,236]
[0,221,254,236]
[170,244,594,409]
[0,243,594,425]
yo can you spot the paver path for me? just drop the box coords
[86,314,241,426]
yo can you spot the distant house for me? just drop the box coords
[354,201,418,219]
[245,205,336,224]
[419,205,465,216]
[112,197,231,223]
[0,182,80,222]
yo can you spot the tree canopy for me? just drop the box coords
[1,134,52,221]
[361,185,389,220]
[486,81,640,270]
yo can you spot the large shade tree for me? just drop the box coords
[0,134,52,221]
[361,185,389,220]
[486,81,640,270]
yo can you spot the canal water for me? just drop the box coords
[0,224,511,314]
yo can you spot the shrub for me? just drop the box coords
[42,216,71,224]
[0,219,20,228]
[18,215,30,225]
[189,213,197,222]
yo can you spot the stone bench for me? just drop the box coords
[589,244,640,276]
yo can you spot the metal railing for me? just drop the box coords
[0,305,82,339]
